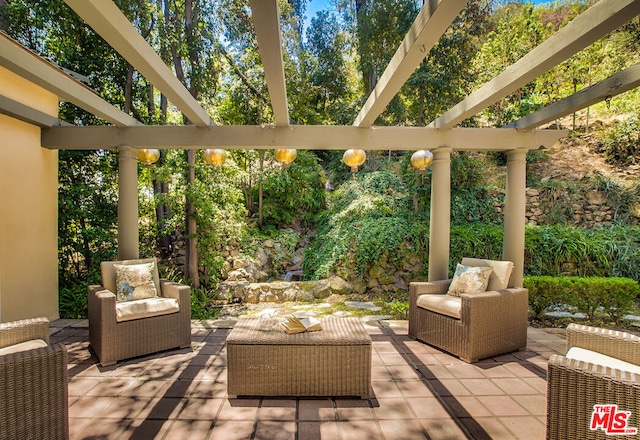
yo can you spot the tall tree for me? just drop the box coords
[160,0,221,287]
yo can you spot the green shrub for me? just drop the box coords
[599,116,640,165]
[304,171,428,280]
[524,276,639,324]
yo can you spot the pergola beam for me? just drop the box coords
[353,0,468,127]
[0,33,139,127]
[506,63,640,130]
[430,0,640,130]
[250,0,289,126]
[63,0,213,127]
[0,94,71,127]
[41,125,567,151]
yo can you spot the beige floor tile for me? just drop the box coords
[208,420,255,440]
[254,421,296,439]
[379,418,429,439]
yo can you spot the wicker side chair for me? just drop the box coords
[87,257,191,366]
[408,258,529,363]
[547,324,640,440]
[0,317,69,440]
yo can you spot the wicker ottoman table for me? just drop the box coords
[226,317,372,398]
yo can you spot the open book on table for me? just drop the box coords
[281,316,322,334]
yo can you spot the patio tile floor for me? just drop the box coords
[50,319,564,439]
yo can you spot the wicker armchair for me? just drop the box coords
[547,324,640,440]
[87,258,191,366]
[408,258,528,363]
[0,317,68,440]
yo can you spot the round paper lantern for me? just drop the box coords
[342,149,366,172]
[275,148,297,167]
[137,149,160,166]
[204,149,227,168]
[410,150,433,173]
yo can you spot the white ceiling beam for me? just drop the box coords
[0,94,72,127]
[430,0,640,129]
[250,0,289,126]
[506,63,640,130]
[63,0,213,127]
[353,0,468,127]
[42,125,566,151]
[0,33,139,127]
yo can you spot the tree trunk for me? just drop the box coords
[185,149,200,287]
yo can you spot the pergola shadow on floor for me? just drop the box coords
[51,319,565,440]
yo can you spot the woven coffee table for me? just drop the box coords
[226,317,372,398]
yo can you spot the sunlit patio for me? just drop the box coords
[52,318,566,440]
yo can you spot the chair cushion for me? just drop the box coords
[0,339,48,356]
[566,346,640,375]
[101,258,161,299]
[416,294,462,319]
[447,264,492,296]
[115,297,180,322]
[461,258,514,290]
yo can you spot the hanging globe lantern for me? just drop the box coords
[204,148,227,168]
[410,150,433,173]
[274,148,297,167]
[137,149,160,166]
[342,149,366,172]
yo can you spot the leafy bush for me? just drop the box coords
[304,171,428,279]
[524,276,639,324]
[599,116,640,165]
[260,150,327,227]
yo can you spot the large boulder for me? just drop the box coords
[296,280,331,299]
[327,276,353,295]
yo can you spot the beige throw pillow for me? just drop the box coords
[447,264,493,297]
[114,262,158,302]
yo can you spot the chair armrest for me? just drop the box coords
[160,279,191,305]
[0,317,50,348]
[567,323,640,366]
[461,288,529,323]
[87,285,117,323]
[549,353,640,381]
[409,280,451,299]
[0,342,67,367]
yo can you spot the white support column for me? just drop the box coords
[503,148,528,287]
[118,146,139,260]
[428,147,452,281]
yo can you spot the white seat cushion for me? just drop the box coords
[116,297,180,322]
[461,258,514,290]
[416,294,462,319]
[566,346,640,375]
[0,339,48,356]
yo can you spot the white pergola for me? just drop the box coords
[1,0,640,285]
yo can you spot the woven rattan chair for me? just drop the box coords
[408,258,528,363]
[0,317,68,440]
[87,257,191,366]
[547,324,640,440]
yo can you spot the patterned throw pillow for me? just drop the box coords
[114,262,158,302]
[447,264,493,297]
